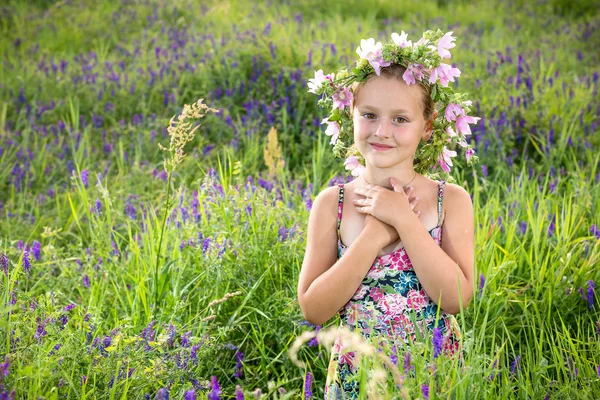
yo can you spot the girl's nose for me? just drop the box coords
[375,121,392,138]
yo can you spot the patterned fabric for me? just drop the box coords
[324,180,463,399]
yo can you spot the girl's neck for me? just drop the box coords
[362,169,419,189]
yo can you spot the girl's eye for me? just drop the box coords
[394,117,408,124]
[362,113,376,120]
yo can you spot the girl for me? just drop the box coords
[298,31,477,398]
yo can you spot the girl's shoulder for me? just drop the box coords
[439,181,473,224]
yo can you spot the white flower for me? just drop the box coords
[391,31,412,48]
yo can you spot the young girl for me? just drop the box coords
[298,31,477,398]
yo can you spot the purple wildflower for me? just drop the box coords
[31,240,41,261]
[183,390,196,400]
[0,253,8,275]
[94,198,102,215]
[597,364,600,378]
[0,356,10,379]
[64,303,76,312]
[167,323,177,348]
[81,169,89,188]
[234,351,244,379]
[510,355,521,375]
[587,280,595,309]
[156,388,169,400]
[478,273,485,297]
[208,376,222,400]
[181,330,192,347]
[590,224,600,239]
[81,375,88,385]
[421,384,430,400]
[82,274,90,288]
[235,385,245,400]
[432,327,443,358]
[307,325,321,347]
[304,371,313,399]
[35,323,47,342]
[125,202,137,220]
[48,343,62,356]
[22,250,31,275]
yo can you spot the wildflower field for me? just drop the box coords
[1,0,599,398]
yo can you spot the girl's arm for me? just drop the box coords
[298,187,385,326]
[394,183,475,314]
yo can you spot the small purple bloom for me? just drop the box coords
[235,384,245,400]
[590,224,600,239]
[35,323,47,342]
[31,240,41,261]
[307,325,321,347]
[478,273,485,296]
[0,356,10,378]
[510,355,521,375]
[22,250,31,275]
[125,202,137,220]
[588,280,595,309]
[156,388,169,400]
[421,384,430,400]
[208,376,221,400]
[64,303,76,312]
[183,390,196,400]
[81,169,89,188]
[0,253,8,275]
[94,198,102,215]
[234,351,244,379]
[432,327,443,358]
[81,375,88,385]
[304,371,313,399]
[181,330,191,348]
[597,364,600,378]
[82,274,90,288]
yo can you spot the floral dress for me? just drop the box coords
[324,180,463,399]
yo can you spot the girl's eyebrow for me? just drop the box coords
[360,105,411,114]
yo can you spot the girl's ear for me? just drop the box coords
[422,110,438,142]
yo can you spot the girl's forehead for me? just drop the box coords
[356,77,422,111]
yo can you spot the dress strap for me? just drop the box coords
[337,184,345,239]
[437,180,446,226]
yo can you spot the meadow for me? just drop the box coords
[0,0,599,398]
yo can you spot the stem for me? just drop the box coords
[153,171,173,310]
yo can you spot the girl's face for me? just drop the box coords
[353,75,434,169]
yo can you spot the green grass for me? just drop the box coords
[0,0,599,398]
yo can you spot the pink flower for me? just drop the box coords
[332,86,353,111]
[344,156,365,177]
[455,115,480,136]
[356,38,391,76]
[307,69,332,94]
[437,31,456,59]
[320,118,340,145]
[438,146,457,172]
[391,31,412,48]
[402,63,426,85]
[428,63,461,87]
[465,147,475,162]
[444,103,463,122]
[446,125,458,138]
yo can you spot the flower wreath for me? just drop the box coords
[307,29,481,179]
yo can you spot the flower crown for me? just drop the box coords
[307,29,480,179]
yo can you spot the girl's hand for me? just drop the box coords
[353,177,420,229]
[363,214,400,249]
